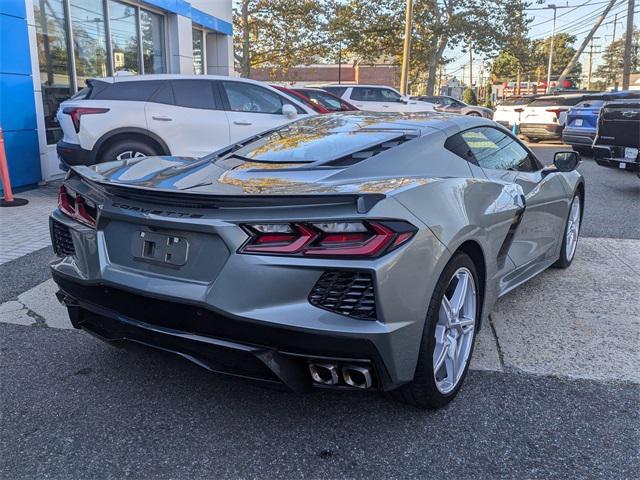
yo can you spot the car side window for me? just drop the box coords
[350,87,379,102]
[222,82,301,114]
[170,80,218,110]
[452,127,538,172]
[380,89,403,102]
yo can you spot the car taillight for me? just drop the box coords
[62,107,109,133]
[546,108,566,119]
[239,220,416,258]
[58,185,97,228]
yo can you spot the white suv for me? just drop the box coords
[518,94,591,143]
[56,74,316,167]
[322,85,435,113]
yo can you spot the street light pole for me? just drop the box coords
[546,4,557,93]
[399,0,414,95]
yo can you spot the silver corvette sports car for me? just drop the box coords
[50,112,584,408]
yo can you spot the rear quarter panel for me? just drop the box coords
[392,178,527,323]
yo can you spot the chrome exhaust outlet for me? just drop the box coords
[342,365,373,389]
[309,363,339,385]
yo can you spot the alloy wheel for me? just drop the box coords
[433,267,477,394]
[565,196,581,262]
[115,150,147,161]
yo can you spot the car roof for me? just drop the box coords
[92,74,276,88]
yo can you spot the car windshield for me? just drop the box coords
[298,89,344,111]
[233,118,404,163]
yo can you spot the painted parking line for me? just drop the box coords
[1,237,637,383]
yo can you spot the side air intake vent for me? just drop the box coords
[325,133,418,167]
[309,271,377,320]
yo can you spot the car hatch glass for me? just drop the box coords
[233,127,403,163]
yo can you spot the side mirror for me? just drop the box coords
[282,104,298,119]
[554,151,581,171]
[542,151,581,176]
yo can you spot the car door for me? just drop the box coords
[460,126,569,267]
[378,88,407,112]
[219,80,309,142]
[145,79,230,157]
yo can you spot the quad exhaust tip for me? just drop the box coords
[309,363,339,385]
[342,365,373,389]
[308,363,373,389]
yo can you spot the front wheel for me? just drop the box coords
[390,252,480,409]
[553,193,581,268]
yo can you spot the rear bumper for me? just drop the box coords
[53,271,393,392]
[57,141,93,167]
[593,146,640,172]
[519,123,563,140]
[562,127,595,147]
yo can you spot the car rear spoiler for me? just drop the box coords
[75,170,386,214]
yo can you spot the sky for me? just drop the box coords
[445,0,639,84]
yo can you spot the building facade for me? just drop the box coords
[0,0,233,190]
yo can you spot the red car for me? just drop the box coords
[273,86,359,114]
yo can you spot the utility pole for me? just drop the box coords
[468,37,473,89]
[399,0,414,95]
[587,38,600,90]
[337,40,342,84]
[612,13,619,42]
[546,4,558,93]
[557,0,618,88]
[622,0,635,90]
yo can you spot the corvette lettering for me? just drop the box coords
[112,202,203,218]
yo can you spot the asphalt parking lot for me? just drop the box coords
[1,146,639,479]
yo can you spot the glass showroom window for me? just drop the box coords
[34,0,73,144]
[34,0,166,144]
[108,0,139,74]
[141,10,165,74]
[192,28,204,74]
[70,0,109,87]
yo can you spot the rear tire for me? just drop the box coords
[553,193,581,269]
[390,252,480,409]
[98,138,159,164]
[466,112,481,117]
[525,136,540,143]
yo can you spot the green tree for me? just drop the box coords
[462,87,478,105]
[234,0,331,78]
[594,29,640,88]
[329,0,528,94]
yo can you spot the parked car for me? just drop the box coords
[411,95,493,118]
[273,86,359,113]
[492,95,538,130]
[50,112,584,408]
[593,99,640,175]
[56,75,316,167]
[562,91,640,154]
[320,85,435,112]
[519,94,592,142]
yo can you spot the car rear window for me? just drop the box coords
[88,80,162,101]
[499,96,535,106]
[575,99,605,108]
[529,96,585,107]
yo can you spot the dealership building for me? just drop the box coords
[0,0,233,190]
